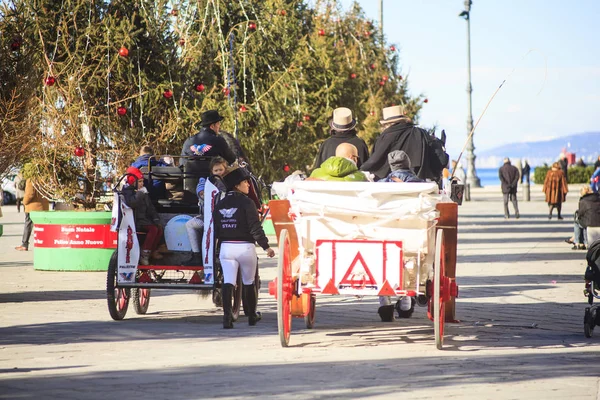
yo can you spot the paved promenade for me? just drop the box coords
[1,186,599,399]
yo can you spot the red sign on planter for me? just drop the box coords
[34,224,118,249]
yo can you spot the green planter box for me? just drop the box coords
[29,211,116,271]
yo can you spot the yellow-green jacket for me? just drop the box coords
[310,157,368,182]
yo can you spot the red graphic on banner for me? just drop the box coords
[125,225,133,263]
[33,224,117,249]
[339,252,377,288]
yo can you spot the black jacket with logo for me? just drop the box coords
[213,191,269,250]
[180,127,236,164]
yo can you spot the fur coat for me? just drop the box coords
[543,167,568,204]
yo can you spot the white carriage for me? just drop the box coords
[267,180,459,349]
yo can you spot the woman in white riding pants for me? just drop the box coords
[214,167,275,329]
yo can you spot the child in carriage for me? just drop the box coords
[185,157,229,265]
[122,166,164,265]
[214,166,275,329]
[382,150,424,183]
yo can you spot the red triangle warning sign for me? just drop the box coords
[339,251,377,289]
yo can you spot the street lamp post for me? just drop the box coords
[460,0,481,188]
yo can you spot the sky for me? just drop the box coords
[338,0,600,159]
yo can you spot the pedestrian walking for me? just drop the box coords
[559,153,569,183]
[543,162,569,220]
[15,178,49,251]
[14,171,25,213]
[214,166,275,329]
[499,158,520,219]
[521,160,531,184]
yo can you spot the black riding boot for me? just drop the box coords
[548,205,554,220]
[222,283,234,329]
[557,203,563,220]
[243,284,261,326]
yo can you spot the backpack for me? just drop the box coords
[17,179,26,191]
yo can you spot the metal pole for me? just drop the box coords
[464,0,481,188]
[379,0,384,48]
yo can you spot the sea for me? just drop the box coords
[471,167,537,187]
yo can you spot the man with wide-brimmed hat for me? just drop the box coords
[360,105,448,182]
[180,110,236,165]
[314,107,369,169]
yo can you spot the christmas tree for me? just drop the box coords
[0,0,424,206]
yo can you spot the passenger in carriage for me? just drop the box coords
[131,145,169,200]
[309,143,368,182]
[180,110,237,165]
[382,150,424,183]
[214,166,275,329]
[184,157,229,266]
[122,167,165,266]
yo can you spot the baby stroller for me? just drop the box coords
[583,239,600,337]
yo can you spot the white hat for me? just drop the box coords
[380,105,406,125]
[329,107,357,131]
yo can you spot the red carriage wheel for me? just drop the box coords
[434,229,446,349]
[304,294,316,329]
[132,288,151,315]
[277,229,293,347]
[106,250,130,320]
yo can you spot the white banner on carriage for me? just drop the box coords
[117,202,140,283]
[201,179,219,285]
[110,192,120,232]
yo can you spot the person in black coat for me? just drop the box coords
[213,167,275,329]
[499,158,520,219]
[360,105,448,182]
[180,110,237,165]
[559,154,569,183]
[314,107,369,169]
[578,188,600,246]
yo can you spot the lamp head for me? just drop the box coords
[459,10,469,19]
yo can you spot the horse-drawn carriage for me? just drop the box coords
[267,180,459,349]
[106,156,268,321]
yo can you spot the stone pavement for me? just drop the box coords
[1,185,599,400]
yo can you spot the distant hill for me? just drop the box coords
[475,132,600,168]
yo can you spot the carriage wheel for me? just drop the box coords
[277,229,293,347]
[305,294,317,329]
[132,288,151,315]
[106,250,130,321]
[584,307,594,338]
[232,271,242,322]
[434,229,446,349]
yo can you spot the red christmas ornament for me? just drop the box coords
[296,121,303,127]
[283,164,291,172]
[279,9,287,16]
[239,105,248,112]
[223,87,230,96]
[249,22,256,30]
[44,76,56,86]
[424,98,429,103]
[370,63,376,70]
[163,90,173,99]
[10,41,21,51]
[118,46,129,57]
[303,115,310,121]
[74,146,85,157]
[350,73,357,79]
[382,75,389,82]
[379,80,385,86]
[398,75,403,80]
[171,9,178,16]
[117,106,127,116]
[195,83,205,92]
[370,111,375,116]
[179,38,185,46]
[390,45,396,52]
[364,31,371,37]
[318,29,325,36]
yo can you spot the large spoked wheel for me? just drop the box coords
[434,229,446,350]
[132,288,151,315]
[277,229,293,347]
[584,307,594,338]
[305,294,317,329]
[232,270,242,322]
[107,250,130,321]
